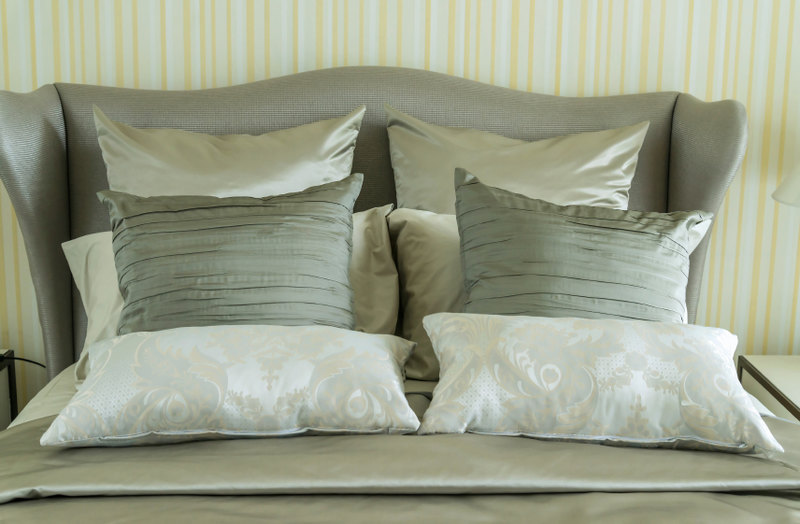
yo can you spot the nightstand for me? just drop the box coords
[738,355,800,422]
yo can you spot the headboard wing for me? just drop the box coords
[0,67,746,378]
[0,85,71,377]
[670,95,748,322]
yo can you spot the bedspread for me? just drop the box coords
[2,415,800,522]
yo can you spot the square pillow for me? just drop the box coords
[455,169,711,323]
[420,312,783,454]
[42,324,419,447]
[386,104,649,214]
[98,174,362,335]
[64,204,398,359]
[95,105,365,197]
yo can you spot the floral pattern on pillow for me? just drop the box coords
[42,325,419,447]
[420,313,782,454]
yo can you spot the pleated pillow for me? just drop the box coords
[455,169,711,323]
[98,174,363,334]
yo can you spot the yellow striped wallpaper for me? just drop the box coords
[0,0,799,407]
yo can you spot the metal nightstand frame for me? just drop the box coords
[0,349,18,420]
[738,355,800,420]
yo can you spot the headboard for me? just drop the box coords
[0,66,747,379]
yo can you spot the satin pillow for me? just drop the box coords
[63,204,398,366]
[98,175,362,335]
[455,170,711,323]
[95,105,366,197]
[42,325,419,447]
[387,209,462,380]
[420,313,783,454]
[386,105,649,214]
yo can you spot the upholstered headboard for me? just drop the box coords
[0,66,746,379]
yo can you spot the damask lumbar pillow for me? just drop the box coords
[420,313,783,454]
[41,324,419,447]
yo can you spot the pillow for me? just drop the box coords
[41,324,419,447]
[350,205,400,334]
[386,104,649,213]
[64,204,398,358]
[94,105,366,197]
[98,174,362,335]
[420,313,783,454]
[387,209,462,380]
[456,169,711,323]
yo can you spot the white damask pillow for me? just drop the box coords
[420,313,782,454]
[42,325,419,447]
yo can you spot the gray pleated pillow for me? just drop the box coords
[455,169,712,323]
[98,174,363,335]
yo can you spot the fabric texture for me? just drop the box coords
[387,209,462,380]
[95,105,366,198]
[63,204,398,359]
[456,170,711,323]
[98,174,362,335]
[420,313,783,453]
[386,104,649,214]
[40,324,419,447]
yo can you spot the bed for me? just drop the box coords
[1,66,799,522]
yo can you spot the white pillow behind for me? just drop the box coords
[64,205,399,376]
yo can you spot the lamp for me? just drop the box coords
[773,170,800,206]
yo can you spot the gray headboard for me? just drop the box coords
[0,66,747,379]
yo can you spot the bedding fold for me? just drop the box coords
[4,493,800,523]
[2,415,800,504]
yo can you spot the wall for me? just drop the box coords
[0,0,798,407]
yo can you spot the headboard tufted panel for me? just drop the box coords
[0,66,746,378]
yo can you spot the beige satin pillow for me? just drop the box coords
[64,204,398,375]
[420,313,783,454]
[95,105,366,197]
[386,105,649,214]
[388,209,462,380]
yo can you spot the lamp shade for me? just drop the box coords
[773,171,800,207]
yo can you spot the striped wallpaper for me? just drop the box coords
[0,0,799,408]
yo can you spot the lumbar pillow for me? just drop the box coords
[97,174,362,335]
[42,324,419,447]
[386,104,649,214]
[94,105,366,197]
[64,204,398,358]
[420,312,783,454]
[455,169,711,323]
